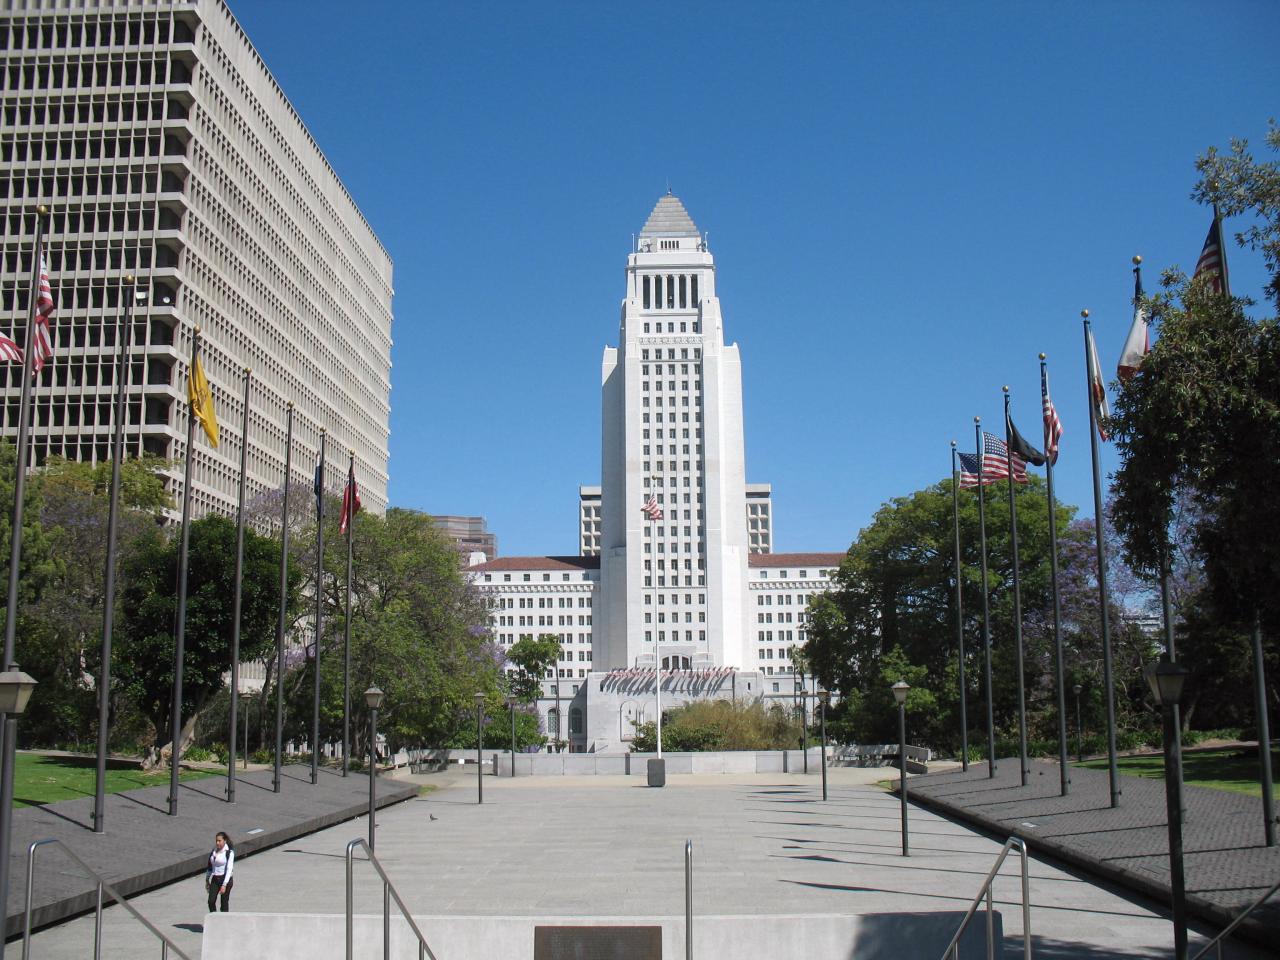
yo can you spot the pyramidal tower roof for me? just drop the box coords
[639,192,700,238]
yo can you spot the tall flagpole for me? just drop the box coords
[312,427,326,784]
[950,442,968,772]
[227,367,251,802]
[1210,213,1275,844]
[1003,388,1028,786]
[1041,355,1070,796]
[1083,310,1120,807]
[0,207,49,953]
[93,274,136,832]
[974,418,997,778]
[169,330,203,816]
[342,450,354,777]
[273,402,293,793]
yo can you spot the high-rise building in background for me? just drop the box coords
[0,1,393,519]
[472,195,842,751]
[430,514,497,564]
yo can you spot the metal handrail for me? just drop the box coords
[22,836,193,960]
[939,836,1032,960]
[685,839,693,960]
[1190,876,1280,960]
[345,837,438,960]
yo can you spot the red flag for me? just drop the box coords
[339,459,361,534]
[31,248,54,373]
[0,335,22,363]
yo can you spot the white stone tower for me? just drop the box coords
[597,194,750,671]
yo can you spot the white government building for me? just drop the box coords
[471,194,842,752]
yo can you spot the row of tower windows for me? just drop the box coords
[642,274,698,310]
[642,348,699,360]
[0,16,192,51]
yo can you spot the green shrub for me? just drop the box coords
[184,745,214,762]
[630,699,802,752]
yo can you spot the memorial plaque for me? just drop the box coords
[533,925,662,960]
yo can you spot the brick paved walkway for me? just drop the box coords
[908,758,1280,949]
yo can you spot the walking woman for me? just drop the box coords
[206,831,235,912]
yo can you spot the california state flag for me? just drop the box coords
[1117,266,1148,381]
[1086,324,1110,441]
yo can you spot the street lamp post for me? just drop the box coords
[797,670,808,774]
[364,687,383,852]
[507,696,517,778]
[1145,660,1190,960]
[817,690,830,801]
[474,692,486,805]
[892,681,911,856]
[1073,684,1084,763]
[0,667,37,959]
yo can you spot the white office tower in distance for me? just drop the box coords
[0,1,393,517]
[599,193,749,673]
[472,195,843,751]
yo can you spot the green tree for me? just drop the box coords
[116,515,299,753]
[289,506,502,756]
[806,477,1152,752]
[20,456,171,747]
[505,634,561,705]
[1110,122,1280,729]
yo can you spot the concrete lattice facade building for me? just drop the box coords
[0,0,392,520]
[472,195,842,750]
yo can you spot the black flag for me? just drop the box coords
[1006,412,1046,467]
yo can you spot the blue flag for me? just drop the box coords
[314,457,324,517]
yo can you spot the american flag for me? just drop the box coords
[958,433,1027,488]
[641,492,662,521]
[0,334,21,363]
[1042,368,1063,465]
[339,458,361,534]
[1193,216,1225,294]
[31,249,54,374]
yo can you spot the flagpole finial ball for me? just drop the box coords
[124,274,134,284]
[244,366,251,375]
[973,416,980,424]
[1081,309,1089,319]
[1038,352,1046,360]
[1002,385,1009,394]
[320,426,326,434]
[37,204,48,215]
[1132,255,1142,266]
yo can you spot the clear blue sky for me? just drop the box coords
[234,1,1278,557]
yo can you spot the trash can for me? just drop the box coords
[647,757,666,787]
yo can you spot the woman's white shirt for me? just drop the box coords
[209,847,234,883]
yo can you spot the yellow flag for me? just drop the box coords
[188,352,219,447]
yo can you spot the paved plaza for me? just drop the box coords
[18,766,1274,959]
[909,757,1280,941]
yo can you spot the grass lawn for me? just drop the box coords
[1075,748,1279,797]
[12,752,217,808]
